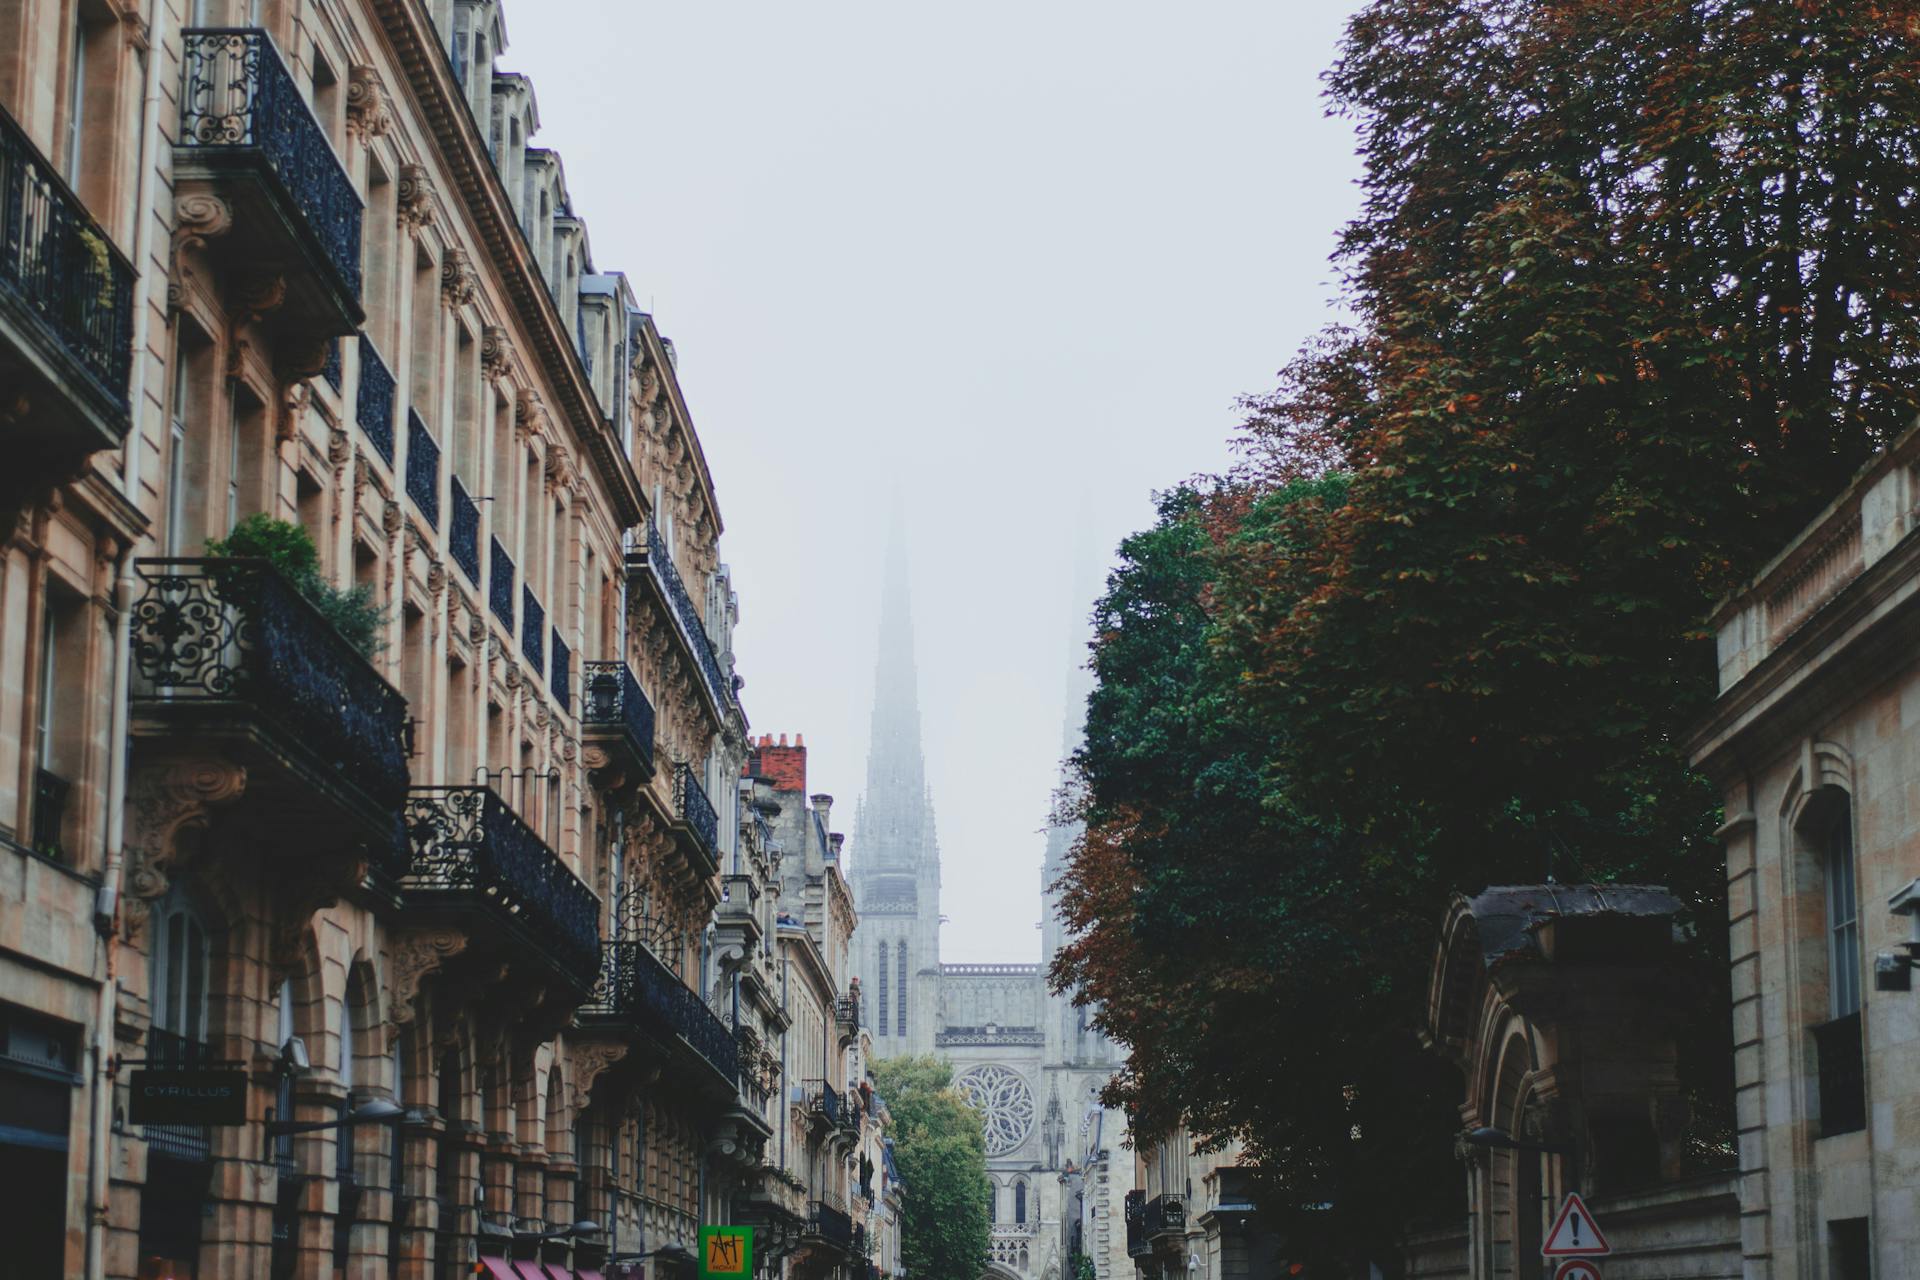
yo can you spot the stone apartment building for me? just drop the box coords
[0,0,804,1276]
[1689,419,1920,1280]
[738,734,870,1280]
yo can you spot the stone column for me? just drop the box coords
[393,1110,443,1280]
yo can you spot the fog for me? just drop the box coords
[507,1,1365,960]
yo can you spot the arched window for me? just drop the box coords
[1014,1178,1027,1225]
[150,889,209,1054]
[876,942,889,1038]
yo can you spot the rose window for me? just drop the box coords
[955,1064,1035,1156]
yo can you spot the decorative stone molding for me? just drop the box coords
[441,246,477,308]
[567,1042,629,1108]
[168,192,233,315]
[383,499,403,535]
[346,65,392,141]
[124,759,249,936]
[389,930,470,1025]
[514,386,547,440]
[397,164,436,230]
[481,326,511,381]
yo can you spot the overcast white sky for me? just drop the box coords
[507,2,1365,961]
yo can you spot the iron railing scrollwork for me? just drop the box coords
[405,408,439,526]
[356,335,395,463]
[522,588,544,673]
[587,939,739,1082]
[581,661,654,775]
[1143,1193,1186,1238]
[550,630,570,712]
[674,762,719,863]
[0,105,134,413]
[1124,1190,1147,1258]
[448,475,480,585]
[400,786,600,988]
[178,28,362,299]
[130,559,410,863]
[640,519,731,712]
[488,538,515,630]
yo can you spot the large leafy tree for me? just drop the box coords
[871,1057,990,1280]
[1058,0,1920,1270]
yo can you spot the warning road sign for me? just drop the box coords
[1541,1192,1610,1257]
[1554,1261,1602,1280]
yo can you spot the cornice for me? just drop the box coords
[369,0,645,529]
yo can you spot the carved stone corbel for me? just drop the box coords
[390,930,469,1025]
[397,164,436,231]
[346,65,392,142]
[123,758,249,937]
[168,193,233,316]
[441,246,476,308]
[481,326,511,381]
[567,1042,630,1108]
[514,386,546,441]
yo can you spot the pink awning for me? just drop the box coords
[477,1258,519,1280]
[574,1271,607,1280]
[510,1263,549,1280]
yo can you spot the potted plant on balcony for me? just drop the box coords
[205,514,385,657]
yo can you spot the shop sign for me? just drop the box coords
[128,1068,248,1125]
[699,1226,753,1280]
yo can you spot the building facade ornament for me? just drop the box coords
[441,246,477,308]
[123,758,249,936]
[345,64,392,140]
[397,164,436,230]
[481,325,511,381]
[389,929,470,1025]
[167,192,233,314]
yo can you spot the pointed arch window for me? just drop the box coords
[876,942,890,1038]
[1015,1178,1028,1225]
[896,945,907,1039]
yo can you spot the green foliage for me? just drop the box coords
[207,515,385,659]
[1073,1253,1096,1280]
[871,1057,989,1280]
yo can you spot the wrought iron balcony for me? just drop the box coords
[0,104,134,468]
[405,408,439,526]
[801,1079,843,1131]
[176,29,362,335]
[1124,1190,1148,1258]
[804,1198,852,1253]
[628,520,733,715]
[673,762,720,875]
[1144,1193,1187,1242]
[448,475,480,585]
[400,786,600,991]
[836,994,861,1035]
[584,939,739,1084]
[356,336,394,463]
[581,660,654,784]
[129,558,410,870]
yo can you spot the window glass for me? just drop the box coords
[1828,806,1861,1018]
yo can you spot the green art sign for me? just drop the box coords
[698,1225,753,1280]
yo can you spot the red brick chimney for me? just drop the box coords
[749,732,807,793]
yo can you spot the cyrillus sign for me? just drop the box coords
[127,1069,248,1125]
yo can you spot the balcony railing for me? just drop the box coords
[405,408,439,526]
[836,994,860,1034]
[581,660,655,778]
[635,519,732,713]
[522,588,544,672]
[803,1079,843,1128]
[586,939,739,1082]
[356,336,395,463]
[178,29,362,302]
[30,768,68,860]
[0,104,134,417]
[1144,1193,1187,1240]
[489,538,515,630]
[130,559,410,864]
[674,762,719,866]
[448,475,480,585]
[551,630,570,713]
[805,1199,853,1252]
[1124,1190,1147,1258]
[400,786,600,989]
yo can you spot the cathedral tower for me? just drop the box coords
[850,527,944,1057]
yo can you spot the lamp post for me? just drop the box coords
[262,1097,403,1156]
[1461,1125,1569,1156]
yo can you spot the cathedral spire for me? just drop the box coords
[853,516,939,875]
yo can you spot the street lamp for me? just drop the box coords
[519,1220,602,1242]
[262,1097,404,1157]
[1461,1125,1569,1156]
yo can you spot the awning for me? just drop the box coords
[574,1271,607,1280]
[510,1263,549,1280]
[477,1258,518,1280]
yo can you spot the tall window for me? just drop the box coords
[64,5,87,183]
[1827,805,1861,1019]
[151,890,210,1050]
[896,945,907,1038]
[1015,1178,1027,1225]
[876,942,889,1038]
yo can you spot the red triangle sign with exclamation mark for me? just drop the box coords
[1541,1192,1610,1257]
